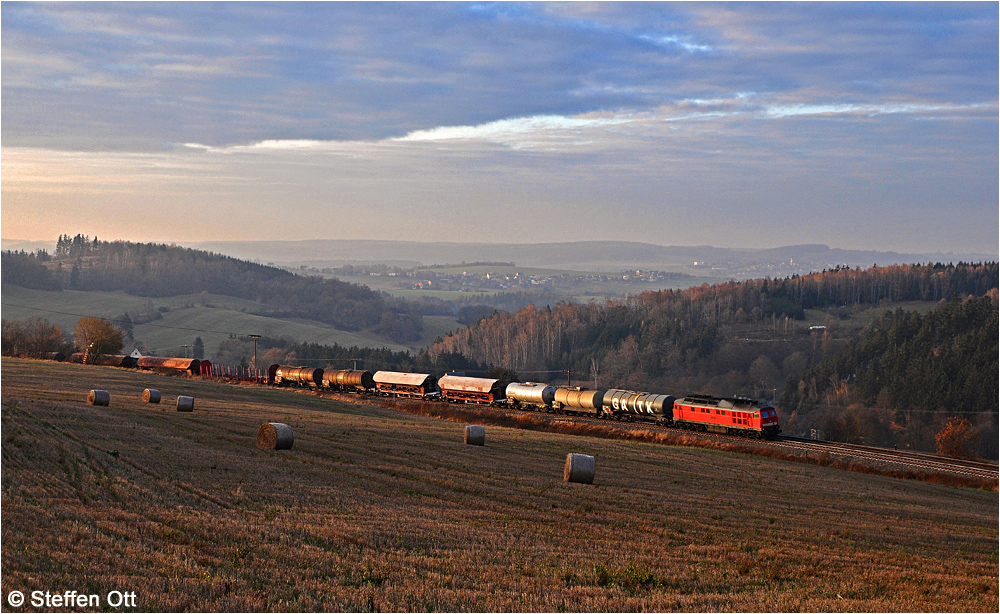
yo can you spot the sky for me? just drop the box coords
[2,1,997,254]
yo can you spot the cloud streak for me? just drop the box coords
[178,95,992,155]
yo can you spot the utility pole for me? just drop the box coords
[180,344,191,359]
[249,334,261,371]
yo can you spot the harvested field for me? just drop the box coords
[2,358,997,611]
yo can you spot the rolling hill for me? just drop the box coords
[1,285,456,359]
[2,239,461,358]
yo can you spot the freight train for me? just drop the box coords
[269,366,781,438]
[35,350,779,438]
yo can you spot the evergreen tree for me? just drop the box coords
[70,259,81,287]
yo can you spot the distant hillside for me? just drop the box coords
[183,238,996,276]
[1,236,428,344]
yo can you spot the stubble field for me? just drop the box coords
[1,358,997,611]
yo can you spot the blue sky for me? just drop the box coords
[2,2,997,253]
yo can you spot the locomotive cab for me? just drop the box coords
[758,404,781,437]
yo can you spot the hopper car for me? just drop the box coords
[137,356,201,374]
[437,374,506,404]
[373,371,438,398]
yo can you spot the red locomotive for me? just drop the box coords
[672,394,780,438]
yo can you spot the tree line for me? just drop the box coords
[2,316,124,359]
[213,335,489,377]
[1,239,426,343]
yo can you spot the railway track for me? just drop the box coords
[562,414,998,481]
[252,382,1000,484]
[771,436,999,480]
[434,400,999,482]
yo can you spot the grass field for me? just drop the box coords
[802,300,942,330]
[2,358,997,612]
[1,286,459,357]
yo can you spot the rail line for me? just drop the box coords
[771,436,999,480]
[306,386,999,483]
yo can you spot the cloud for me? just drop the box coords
[3,2,996,151]
[2,3,996,254]
[392,114,633,149]
[638,34,713,53]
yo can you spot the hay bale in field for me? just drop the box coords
[465,424,486,446]
[564,453,595,484]
[87,389,110,406]
[257,422,294,450]
[142,389,161,404]
[176,396,194,412]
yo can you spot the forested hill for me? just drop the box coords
[782,293,998,455]
[427,262,997,380]
[424,262,998,455]
[1,236,423,342]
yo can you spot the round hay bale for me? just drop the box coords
[142,389,161,404]
[257,422,294,450]
[564,453,595,484]
[465,424,486,446]
[176,396,195,412]
[87,389,110,406]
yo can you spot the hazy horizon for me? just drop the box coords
[3,2,997,254]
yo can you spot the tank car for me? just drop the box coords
[273,365,324,387]
[672,394,780,438]
[505,382,556,409]
[89,354,138,368]
[323,369,375,392]
[553,387,606,415]
[373,371,438,398]
[437,375,506,404]
[603,389,675,422]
